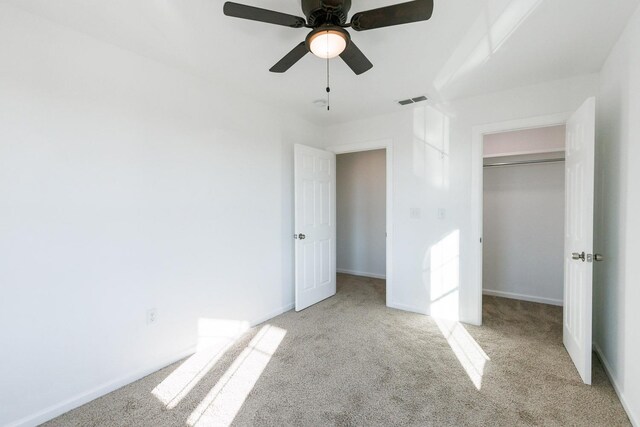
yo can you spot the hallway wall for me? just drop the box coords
[336,150,387,279]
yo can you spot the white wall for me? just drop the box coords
[326,74,597,322]
[483,161,565,306]
[594,3,640,425]
[336,150,386,279]
[0,5,321,426]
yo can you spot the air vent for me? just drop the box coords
[398,95,428,106]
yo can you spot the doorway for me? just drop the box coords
[293,140,393,312]
[336,149,387,301]
[469,99,597,385]
[470,112,571,325]
[327,140,393,305]
[482,125,566,306]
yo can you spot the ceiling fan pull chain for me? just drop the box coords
[326,44,331,111]
[326,86,330,111]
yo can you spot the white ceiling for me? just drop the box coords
[5,0,639,125]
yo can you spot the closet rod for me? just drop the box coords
[483,158,565,168]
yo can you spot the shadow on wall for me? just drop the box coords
[413,105,450,190]
[412,104,461,320]
[428,230,461,320]
[434,0,543,95]
[413,104,488,384]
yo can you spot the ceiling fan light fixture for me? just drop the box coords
[307,27,349,59]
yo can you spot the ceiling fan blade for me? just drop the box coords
[223,2,306,28]
[270,42,309,73]
[350,0,434,31]
[339,41,373,75]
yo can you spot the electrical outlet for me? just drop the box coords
[438,208,446,220]
[147,308,157,325]
[410,207,421,219]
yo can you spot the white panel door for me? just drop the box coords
[563,97,596,385]
[294,144,336,311]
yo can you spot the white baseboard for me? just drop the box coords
[593,343,638,427]
[7,347,197,427]
[250,302,294,326]
[483,289,563,306]
[337,268,386,280]
[7,303,296,427]
[387,301,429,315]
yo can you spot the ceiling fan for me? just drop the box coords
[223,0,434,75]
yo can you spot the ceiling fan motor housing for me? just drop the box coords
[302,0,352,26]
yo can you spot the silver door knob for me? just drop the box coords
[594,254,604,262]
[572,252,585,261]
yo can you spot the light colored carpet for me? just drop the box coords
[45,274,630,426]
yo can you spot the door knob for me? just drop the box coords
[572,252,585,261]
[594,254,604,262]
[297,233,306,240]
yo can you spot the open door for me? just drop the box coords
[294,144,336,311]
[563,97,596,385]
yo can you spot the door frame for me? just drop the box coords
[326,139,394,306]
[469,112,571,325]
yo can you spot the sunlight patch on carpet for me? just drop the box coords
[187,324,286,427]
[152,319,249,409]
[435,317,489,390]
